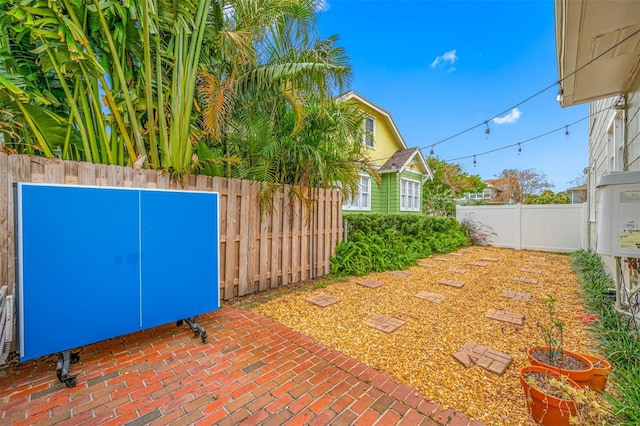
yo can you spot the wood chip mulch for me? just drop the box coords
[230,246,600,426]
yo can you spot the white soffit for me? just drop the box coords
[556,0,640,107]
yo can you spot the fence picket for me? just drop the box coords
[269,189,281,288]
[0,152,342,307]
[238,180,251,296]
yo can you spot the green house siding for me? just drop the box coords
[370,173,394,214]
[357,171,421,215]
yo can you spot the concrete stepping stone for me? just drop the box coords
[447,268,468,274]
[364,314,407,333]
[500,290,532,301]
[485,309,524,325]
[433,257,449,262]
[520,268,542,274]
[357,279,384,288]
[468,261,488,267]
[512,277,538,284]
[306,294,340,307]
[415,291,445,303]
[390,270,410,277]
[439,279,465,288]
[480,257,500,262]
[418,262,434,268]
[453,342,513,375]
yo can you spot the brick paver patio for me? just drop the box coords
[0,307,483,425]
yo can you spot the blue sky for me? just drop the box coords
[317,0,590,190]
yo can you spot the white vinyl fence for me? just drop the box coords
[456,203,588,253]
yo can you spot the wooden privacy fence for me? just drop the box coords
[0,153,343,305]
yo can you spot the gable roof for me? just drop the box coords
[337,91,408,150]
[380,148,433,181]
[566,183,587,192]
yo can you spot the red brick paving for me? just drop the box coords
[0,307,483,425]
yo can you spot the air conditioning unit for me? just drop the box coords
[596,171,640,257]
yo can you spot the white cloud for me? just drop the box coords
[430,50,457,69]
[492,108,522,125]
[313,0,330,12]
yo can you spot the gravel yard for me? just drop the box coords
[233,246,601,425]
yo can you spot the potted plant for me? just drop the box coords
[581,353,612,392]
[520,365,612,425]
[527,295,594,387]
[520,365,579,426]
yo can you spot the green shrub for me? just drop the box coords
[332,214,468,276]
[571,249,640,425]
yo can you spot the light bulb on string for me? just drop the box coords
[518,143,522,155]
[430,145,434,156]
[473,155,477,167]
[484,121,490,139]
[565,126,569,138]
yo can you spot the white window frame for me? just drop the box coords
[363,116,375,148]
[343,175,372,211]
[589,163,596,222]
[607,112,624,172]
[400,178,420,212]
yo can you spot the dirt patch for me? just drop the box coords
[232,246,601,425]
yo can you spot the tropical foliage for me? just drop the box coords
[332,214,468,275]
[422,157,486,215]
[524,189,570,204]
[0,0,371,194]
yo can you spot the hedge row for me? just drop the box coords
[331,214,468,276]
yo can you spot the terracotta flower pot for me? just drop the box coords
[520,365,579,426]
[527,347,594,388]
[581,353,612,392]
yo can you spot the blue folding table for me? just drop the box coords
[15,183,220,387]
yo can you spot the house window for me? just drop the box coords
[607,112,624,172]
[343,176,371,210]
[363,117,375,148]
[400,178,420,211]
[589,163,596,222]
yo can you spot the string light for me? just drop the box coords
[484,121,490,139]
[366,105,611,167]
[565,125,569,138]
[473,155,477,166]
[444,106,609,164]
[517,143,522,155]
[430,145,434,156]
[416,27,640,152]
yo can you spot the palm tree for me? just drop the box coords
[197,0,375,196]
[1,0,374,195]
